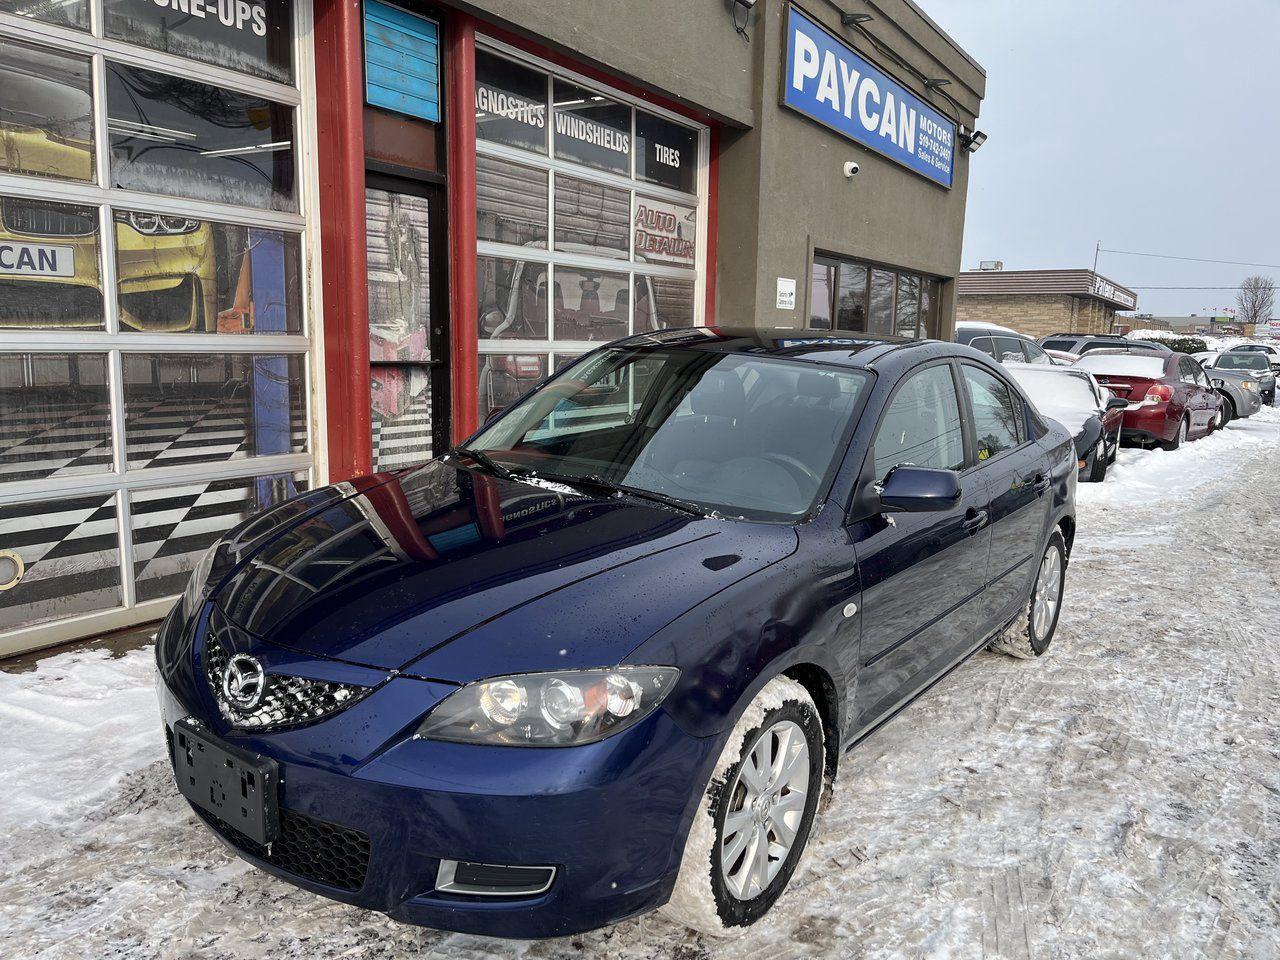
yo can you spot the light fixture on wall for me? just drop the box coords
[840,12,873,26]
[959,126,988,153]
[923,78,951,90]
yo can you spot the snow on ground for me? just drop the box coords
[3,411,1280,959]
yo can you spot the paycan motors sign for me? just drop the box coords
[783,6,956,188]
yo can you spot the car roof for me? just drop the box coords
[612,326,976,371]
[956,320,1018,334]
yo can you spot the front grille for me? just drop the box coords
[2,197,98,237]
[204,631,372,730]
[204,807,371,893]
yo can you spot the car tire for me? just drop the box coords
[1086,438,1108,482]
[989,528,1067,660]
[1162,415,1188,451]
[1107,426,1121,464]
[1218,394,1235,426]
[662,676,824,937]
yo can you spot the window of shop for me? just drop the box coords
[0,1,316,651]
[473,40,708,422]
[809,253,942,340]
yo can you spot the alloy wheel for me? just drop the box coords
[1032,546,1062,640]
[719,720,811,901]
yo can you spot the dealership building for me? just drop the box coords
[956,266,1139,339]
[0,0,984,656]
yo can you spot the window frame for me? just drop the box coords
[807,249,945,341]
[0,0,322,650]
[474,37,709,397]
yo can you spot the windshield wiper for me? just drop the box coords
[542,472,706,517]
[450,446,514,480]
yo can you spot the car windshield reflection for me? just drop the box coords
[468,347,872,521]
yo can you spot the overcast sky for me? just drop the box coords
[924,0,1280,317]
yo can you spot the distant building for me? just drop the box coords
[1127,314,1240,336]
[956,267,1138,338]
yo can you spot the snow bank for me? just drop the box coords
[0,646,163,831]
[1079,405,1280,509]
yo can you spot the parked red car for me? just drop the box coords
[1074,351,1222,450]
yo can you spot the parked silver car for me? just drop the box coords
[1194,351,1272,413]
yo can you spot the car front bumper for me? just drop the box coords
[156,652,720,939]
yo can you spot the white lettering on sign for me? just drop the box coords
[776,277,796,310]
[0,242,74,277]
[554,112,630,154]
[476,85,546,127]
[654,143,680,168]
[150,0,267,37]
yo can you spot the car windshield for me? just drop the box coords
[466,347,872,520]
[1074,354,1167,378]
[1215,354,1268,371]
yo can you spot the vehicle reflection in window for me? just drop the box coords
[115,213,301,334]
[478,255,546,340]
[554,268,628,342]
[0,195,103,330]
[106,63,296,212]
[0,36,94,182]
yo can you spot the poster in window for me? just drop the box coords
[475,50,547,154]
[366,188,432,362]
[0,37,94,183]
[633,196,696,267]
[553,79,630,176]
[103,0,293,84]
[635,111,697,193]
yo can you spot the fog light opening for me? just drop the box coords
[435,859,557,897]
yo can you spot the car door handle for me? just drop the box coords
[962,508,988,534]
[1023,473,1050,495]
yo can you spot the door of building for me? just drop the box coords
[365,174,451,470]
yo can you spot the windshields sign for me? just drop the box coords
[783,6,956,188]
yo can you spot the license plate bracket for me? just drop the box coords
[172,718,279,845]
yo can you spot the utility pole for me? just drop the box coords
[1093,241,1101,273]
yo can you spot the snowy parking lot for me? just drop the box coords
[3,409,1279,960]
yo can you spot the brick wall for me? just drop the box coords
[956,294,1118,338]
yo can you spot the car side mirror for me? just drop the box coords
[1105,397,1128,411]
[879,466,962,513]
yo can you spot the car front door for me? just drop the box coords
[851,361,992,732]
[958,363,1053,630]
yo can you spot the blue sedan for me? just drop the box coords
[155,327,1077,938]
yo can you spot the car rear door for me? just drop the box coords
[1176,356,1209,431]
[851,361,991,731]
[958,362,1053,631]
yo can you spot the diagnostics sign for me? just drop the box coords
[783,6,956,187]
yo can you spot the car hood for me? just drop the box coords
[211,460,797,682]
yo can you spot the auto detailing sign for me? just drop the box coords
[634,198,696,266]
[783,6,956,188]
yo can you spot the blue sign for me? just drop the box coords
[364,0,440,123]
[783,6,956,188]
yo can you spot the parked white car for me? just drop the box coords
[1005,362,1127,482]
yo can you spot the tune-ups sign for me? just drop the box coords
[783,6,956,188]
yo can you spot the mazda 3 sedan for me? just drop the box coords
[156,328,1077,938]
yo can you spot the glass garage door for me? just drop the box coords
[0,2,317,655]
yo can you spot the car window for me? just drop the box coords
[992,336,1027,364]
[1022,340,1052,365]
[1041,338,1075,351]
[1216,353,1267,371]
[1177,357,1197,384]
[872,365,965,481]
[967,336,997,360]
[962,365,1023,461]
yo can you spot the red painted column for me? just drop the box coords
[446,13,479,443]
[314,0,372,481]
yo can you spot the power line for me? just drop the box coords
[1099,248,1280,270]
[1128,285,1248,290]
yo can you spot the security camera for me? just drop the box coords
[843,161,860,178]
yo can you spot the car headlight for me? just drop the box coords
[1241,380,1256,391]
[180,544,220,617]
[416,666,680,746]
[114,210,201,235]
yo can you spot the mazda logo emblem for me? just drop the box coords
[222,654,266,710]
